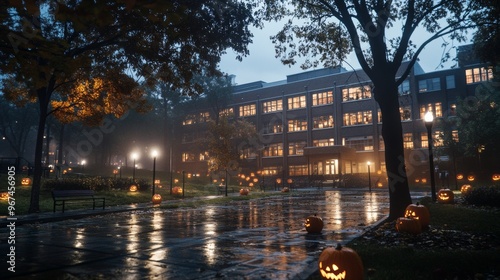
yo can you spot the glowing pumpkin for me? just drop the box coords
[460,184,472,195]
[152,194,162,204]
[129,185,138,192]
[492,174,500,181]
[0,192,8,200]
[318,243,363,280]
[437,189,454,204]
[467,175,475,182]
[172,186,183,194]
[404,202,430,229]
[395,217,422,235]
[21,178,31,186]
[281,187,290,193]
[239,188,249,195]
[456,173,464,180]
[305,214,324,234]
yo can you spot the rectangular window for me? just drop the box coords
[183,114,197,125]
[434,130,444,147]
[420,103,442,119]
[379,136,385,151]
[288,119,307,132]
[313,115,334,129]
[452,130,459,142]
[240,148,257,159]
[263,143,283,157]
[342,85,372,102]
[465,67,493,84]
[182,153,196,162]
[343,136,374,151]
[313,138,335,147]
[312,91,333,106]
[199,152,209,161]
[446,75,455,89]
[219,108,234,117]
[199,112,210,123]
[398,80,410,95]
[239,104,256,117]
[262,167,278,175]
[262,99,283,113]
[289,165,308,176]
[421,133,428,148]
[288,95,306,109]
[288,141,306,156]
[418,78,441,92]
[343,111,372,126]
[403,133,414,149]
[400,106,412,121]
[263,121,283,134]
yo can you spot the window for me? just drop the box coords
[446,75,455,89]
[239,104,256,117]
[434,130,444,147]
[219,108,234,117]
[183,114,197,125]
[240,148,257,159]
[452,130,459,142]
[199,152,209,161]
[313,138,335,147]
[288,119,307,132]
[199,112,210,123]
[378,110,382,123]
[403,133,414,149]
[342,85,372,101]
[379,136,385,151]
[398,80,410,95]
[262,99,283,113]
[288,95,306,109]
[420,103,442,118]
[312,91,333,106]
[262,167,278,175]
[465,67,493,84]
[263,121,283,134]
[182,153,196,162]
[313,115,334,129]
[263,143,283,157]
[343,111,372,126]
[289,141,306,156]
[289,165,308,176]
[343,136,374,151]
[400,106,412,121]
[421,133,428,148]
[418,78,441,92]
[449,104,457,116]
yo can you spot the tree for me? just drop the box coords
[0,1,255,212]
[254,0,482,219]
[472,0,500,66]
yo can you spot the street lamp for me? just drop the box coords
[81,160,86,173]
[424,111,437,201]
[151,150,158,197]
[367,161,372,192]
[131,152,138,181]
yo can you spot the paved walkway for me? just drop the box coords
[1,189,428,279]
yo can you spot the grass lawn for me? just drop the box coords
[308,196,500,280]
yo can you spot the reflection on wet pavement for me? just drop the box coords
[0,190,425,279]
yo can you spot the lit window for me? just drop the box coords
[263,121,283,134]
[219,108,234,117]
[240,148,257,159]
[288,141,306,156]
[312,91,333,106]
[403,133,413,149]
[421,133,428,148]
[263,143,283,157]
[262,99,283,113]
[452,130,459,142]
[199,112,210,123]
[419,103,442,119]
[343,136,374,151]
[342,85,371,102]
[400,106,412,121]
[182,153,195,162]
[288,119,307,132]
[343,111,372,126]
[288,95,306,109]
[239,104,256,117]
[262,167,278,175]
[313,115,334,129]
[289,165,308,176]
[183,114,197,125]
[313,138,335,147]
[465,67,493,84]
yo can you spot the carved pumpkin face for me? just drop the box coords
[172,186,183,194]
[152,194,162,204]
[305,214,324,234]
[456,173,464,180]
[492,174,500,181]
[404,202,430,229]
[437,189,454,204]
[281,187,290,193]
[395,217,422,235]
[0,192,8,200]
[318,244,364,280]
[21,178,31,186]
[467,175,475,181]
[460,184,472,195]
[129,185,138,192]
[239,188,249,195]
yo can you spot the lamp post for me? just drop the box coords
[131,152,138,181]
[182,170,185,198]
[424,111,437,201]
[367,161,372,192]
[151,150,158,197]
[81,160,86,173]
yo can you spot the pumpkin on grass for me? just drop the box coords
[239,188,249,195]
[395,217,422,235]
[305,214,324,234]
[318,243,364,280]
[152,194,162,204]
[404,202,430,229]
[437,188,454,204]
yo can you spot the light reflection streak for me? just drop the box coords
[364,192,379,224]
[73,228,85,248]
[204,207,217,264]
[325,191,343,231]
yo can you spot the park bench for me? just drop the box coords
[52,190,105,213]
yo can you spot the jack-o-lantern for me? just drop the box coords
[460,184,472,195]
[395,217,422,235]
[21,177,31,186]
[239,188,249,195]
[456,173,464,180]
[492,174,500,181]
[437,189,454,204]
[281,187,290,193]
[172,186,183,195]
[318,243,363,280]
[152,194,162,204]
[404,202,430,229]
[129,185,138,192]
[467,175,475,182]
[305,214,324,234]
[0,192,8,200]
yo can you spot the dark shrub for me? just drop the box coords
[43,177,152,191]
[463,186,500,207]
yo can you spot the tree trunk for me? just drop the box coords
[372,74,413,221]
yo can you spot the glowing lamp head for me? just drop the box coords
[424,111,434,123]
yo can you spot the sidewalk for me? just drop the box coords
[0,189,414,279]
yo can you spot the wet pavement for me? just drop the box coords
[1,189,428,279]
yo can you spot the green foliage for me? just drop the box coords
[42,178,152,192]
[463,185,500,207]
